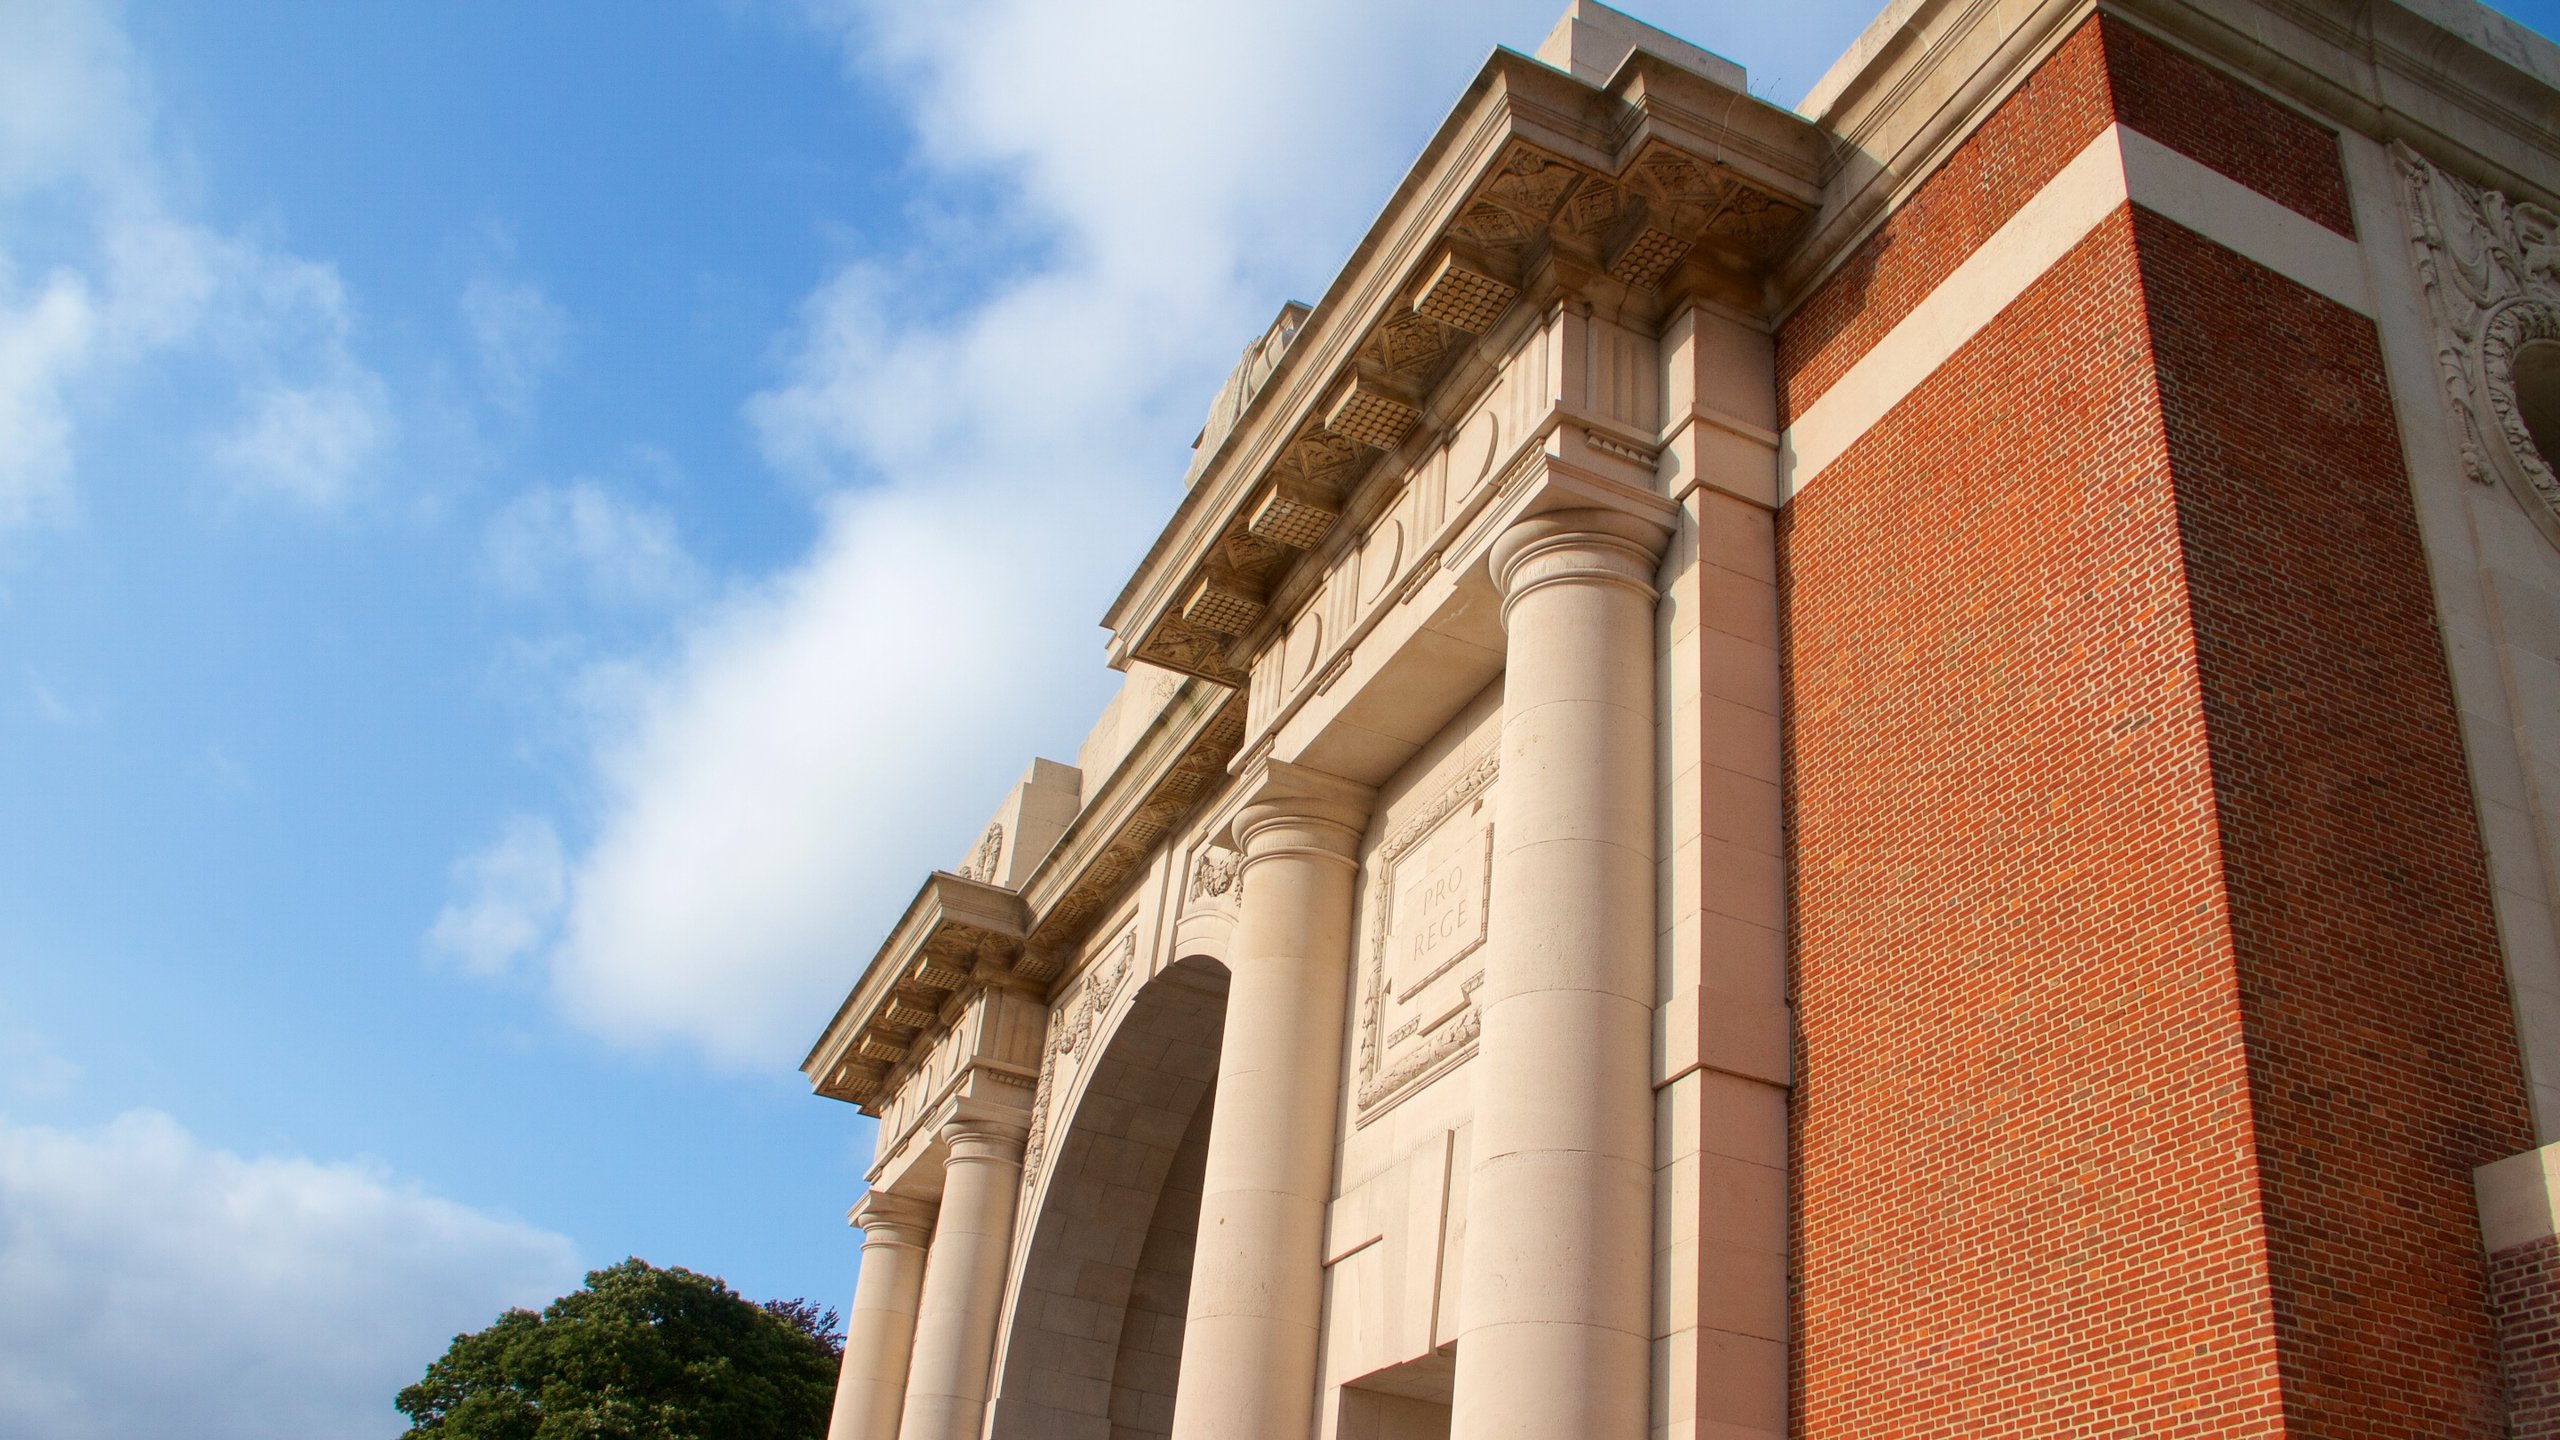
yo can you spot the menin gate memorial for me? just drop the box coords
[801,1,2560,1435]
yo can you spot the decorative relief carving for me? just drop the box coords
[1368,312,1454,380]
[2399,142,2560,549]
[1189,846,1241,902]
[1484,147,1578,218]
[1056,930,1136,1058]
[958,823,1004,883]
[1356,746,1500,1117]
[1017,927,1138,1188]
[1020,1022,1061,1186]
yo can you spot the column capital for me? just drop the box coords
[932,1095,1030,1159]
[849,1189,937,1249]
[1490,506,1671,617]
[1223,758,1376,870]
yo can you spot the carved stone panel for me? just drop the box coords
[1356,747,1498,1120]
[1020,925,1138,1190]
[2399,141,2560,552]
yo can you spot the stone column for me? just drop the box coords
[1170,760,1374,1440]
[826,1189,936,1440]
[897,1099,1030,1440]
[1450,507,1669,1440]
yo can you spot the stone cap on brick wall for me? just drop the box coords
[2477,1142,2560,1252]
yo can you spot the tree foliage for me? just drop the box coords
[397,1258,841,1440]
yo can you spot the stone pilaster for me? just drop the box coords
[897,1099,1030,1440]
[826,1189,936,1440]
[1169,759,1375,1440]
[1451,506,1670,1440]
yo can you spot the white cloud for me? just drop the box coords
[429,815,568,977]
[465,0,1882,1063]
[462,274,568,413]
[484,479,702,610]
[0,1108,580,1440]
[215,373,392,507]
[0,263,98,530]
[0,0,396,530]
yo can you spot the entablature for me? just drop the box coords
[803,871,1030,1111]
[1103,44,1823,691]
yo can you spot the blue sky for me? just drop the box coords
[4,1,2556,1435]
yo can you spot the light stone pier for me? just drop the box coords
[896,1100,1029,1440]
[1450,507,1672,1440]
[824,1190,935,1440]
[1168,760,1374,1440]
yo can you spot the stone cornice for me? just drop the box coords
[2116,0,2560,202]
[802,871,1029,1109]
[1102,46,1822,689]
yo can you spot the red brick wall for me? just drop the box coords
[1779,14,2351,425]
[1780,94,2528,1440]
[2489,1233,2560,1437]
[1784,206,2291,1439]
[2134,208,2529,1436]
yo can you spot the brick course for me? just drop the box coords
[2490,1233,2560,1438]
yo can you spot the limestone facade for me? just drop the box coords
[800,1,2560,1434]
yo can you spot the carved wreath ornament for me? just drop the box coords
[2399,142,2560,551]
[1018,929,1135,1188]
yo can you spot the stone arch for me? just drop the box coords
[989,956,1228,1440]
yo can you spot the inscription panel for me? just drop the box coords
[1357,747,1498,1120]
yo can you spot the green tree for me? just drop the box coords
[397,1258,841,1440]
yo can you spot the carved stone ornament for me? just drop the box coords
[2398,141,2560,551]
[1055,929,1136,1058]
[1019,1022,1061,1188]
[1356,745,1499,1117]
[958,822,1004,883]
[1189,846,1242,902]
[1021,927,1138,1190]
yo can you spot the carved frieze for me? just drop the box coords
[2399,142,2560,551]
[1356,746,1500,1119]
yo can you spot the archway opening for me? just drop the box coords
[989,957,1228,1440]
[2514,337,2560,471]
